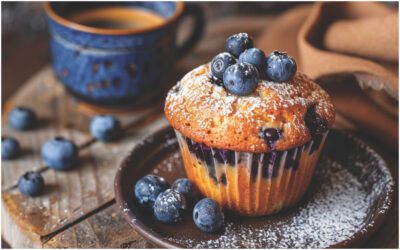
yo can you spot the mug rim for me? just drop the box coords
[44,1,185,35]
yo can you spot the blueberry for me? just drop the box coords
[260,128,282,149]
[172,178,192,196]
[265,51,297,82]
[134,175,170,208]
[90,115,122,141]
[260,128,281,142]
[223,62,259,96]
[193,198,224,233]
[153,189,187,223]
[210,52,236,80]
[238,48,265,70]
[8,106,37,130]
[18,171,45,197]
[2,136,20,159]
[225,33,253,58]
[41,137,78,170]
[304,104,328,136]
[172,178,195,201]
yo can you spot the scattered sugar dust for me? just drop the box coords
[167,156,384,248]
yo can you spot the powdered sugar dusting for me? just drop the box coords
[166,155,391,248]
[153,151,181,174]
[120,129,393,248]
[164,64,335,152]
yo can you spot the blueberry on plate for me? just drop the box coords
[134,175,170,208]
[264,51,297,82]
[18,171,45,197]
[238,48,265,70]
[8,106,37,130]
[153,189,187,223]
[2,136,20,160]
[172,178,197,203]
[172,178,193,197]
[225,33,254,58]
[193,198,224,233]
[210,52,237,80]
[41,136,78,170]
[223,62,259,96]
[90,115,122,141]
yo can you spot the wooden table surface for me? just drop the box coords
[2,15,398,248]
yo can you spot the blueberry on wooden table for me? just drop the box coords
[90,115,122,141]
[41,136,78,170]
[134,175,170,209]
[8,106,37,130]
[225,33,253,58]
[2,136,20,159]
[264,50,297,82]
[153,189,187,223]
[223,62,259,96]
[193,198,224,233]
[18,171,45,197]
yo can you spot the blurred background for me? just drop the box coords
[2,1,305,103]
[2,1,397,101]
[2,1,397,148]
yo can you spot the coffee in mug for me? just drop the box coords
[68,7,165,30]
[45,2,204,107]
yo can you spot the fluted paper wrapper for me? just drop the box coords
[175,130,328,216]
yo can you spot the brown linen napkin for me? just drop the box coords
[257,2,398,151]
[324,13,398,63]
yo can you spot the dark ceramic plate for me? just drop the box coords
[114,127,394,248]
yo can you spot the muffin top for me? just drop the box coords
[165,64,335,153]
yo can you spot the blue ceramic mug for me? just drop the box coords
[45,2,204,106]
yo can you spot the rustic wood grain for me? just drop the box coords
[1,67,168,248]
[43,204,154,248]
[2,14,397,248]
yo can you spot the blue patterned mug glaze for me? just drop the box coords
[45,2,204,106]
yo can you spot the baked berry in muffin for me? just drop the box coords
[164,33,335,216]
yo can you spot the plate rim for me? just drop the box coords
[114,126,394,248]
[114,126,185,248]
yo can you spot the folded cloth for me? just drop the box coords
[257,2,398,151]
[324,13,398,63]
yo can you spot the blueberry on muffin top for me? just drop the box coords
[164,33,335,152]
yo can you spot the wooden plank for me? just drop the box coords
[1,64,168,247]
[2,67,162,188]
[2,116,168,247]
[42,204,153,248]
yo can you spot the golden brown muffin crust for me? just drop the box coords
[164,64,335,152]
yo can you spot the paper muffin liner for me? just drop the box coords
[175,130,329,216]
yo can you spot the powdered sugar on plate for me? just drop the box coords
[166,155,391,248]
[120,128,393,248]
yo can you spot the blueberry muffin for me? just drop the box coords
[164,33,335,216]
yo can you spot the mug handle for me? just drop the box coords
[176,3,205,60]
